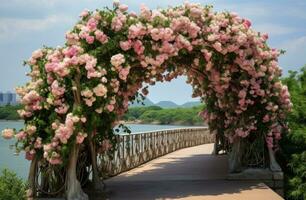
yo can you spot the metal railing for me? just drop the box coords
[98,127,214,177]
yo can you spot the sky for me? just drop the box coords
[0,0,305,104]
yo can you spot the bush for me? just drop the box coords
[278,66,306,200]
[0,169,26,200]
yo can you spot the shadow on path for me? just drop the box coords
[98,144,282,200]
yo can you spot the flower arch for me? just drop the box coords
[3,2,292,199]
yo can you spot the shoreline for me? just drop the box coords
[119,120,206,126]
[0,119,205,127]
[0,119,23,122]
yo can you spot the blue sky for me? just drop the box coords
[0,0,305,104]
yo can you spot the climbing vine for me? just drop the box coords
[2,2,291,199]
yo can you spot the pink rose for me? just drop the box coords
[87,18,97,31]
[243,19,252,28]
[2,129,14,139]
[111,54,125,67]
[120,40,132,51]
[107,104,114,112]
[94,30,108,44]
[80,9,89,18]
[93,84,107,97]
[119,4,128,12]
[263,114,270,123]
[25,151,35,161]
[86,35,95,44]
[133,40,145,55]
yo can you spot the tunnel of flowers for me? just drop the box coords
[2,2,291,199]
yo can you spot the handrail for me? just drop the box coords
[98,127,214,177]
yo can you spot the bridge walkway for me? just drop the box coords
[103,143,283,200]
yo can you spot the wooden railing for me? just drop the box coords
[98,127,214,177]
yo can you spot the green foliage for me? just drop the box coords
[0,105,22,120]
[278,66,306,200]
[123,105,205,126]
[0,169,26,200]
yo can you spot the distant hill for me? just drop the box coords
[129,98,202,108]
[181,101,201,108]
[156,101,178,108]
[129,98,154,107]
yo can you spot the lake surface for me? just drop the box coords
[0,121,190,179]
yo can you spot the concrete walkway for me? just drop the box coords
[104,144,283,200]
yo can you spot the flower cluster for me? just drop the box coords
[2,1,291,165]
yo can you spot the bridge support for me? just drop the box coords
[227,137,284,197]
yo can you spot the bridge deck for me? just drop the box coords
[104,143,283,200]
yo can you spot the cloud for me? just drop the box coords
[279,35,306,52]
[253,24,297,36]
[0,15,74,40]
[278,36,306,72]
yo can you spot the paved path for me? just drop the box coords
[104,144,283,200]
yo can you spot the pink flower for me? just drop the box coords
[25,151,35,161]
[34,137,42,149]
[120,40,132,51]
[87,18,98,31]
[212,42,222,52]
[51,80,65,97]
[119,67,130,81]
[2,129,14,139]
[263,114,270,123]
[128,23,146,39]
[238,90,247,99]
[55,125,73,144]
[80,9,89,18]
[111,16,125,32]
[111,54,125,67]
[140,4,151,20]
[55,104,70,114]
[76,133,87,144]
[107,104,115,112]
[119,4,128,12]
[63,46,79,57]
[86,35,95,44]
[49,157,62,165]
[203,49,212,62]
[266,136,273,149]
[243,19,252,28]
[15,131,26,140]
[94,30,108,44]
[81,89,93,98]
[26,125,37,135]
[31,49,43,59]
[190,7,202,18]
[93,84,107,97]
[133,40,145,55]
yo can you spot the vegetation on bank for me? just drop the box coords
[0,169,26,200]
[278,66,306,200]
[123,105,205,125]
[0,105,22,120]
[0,104,206,125]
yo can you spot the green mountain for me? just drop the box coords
[155,101,178,108]
[129,98,154,107]
[181,101,201,108]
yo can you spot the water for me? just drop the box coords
[0,121,189,179]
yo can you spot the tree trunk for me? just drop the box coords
[89,136,104,190]
[268,148,282,172]
[66,68,88,200]
[212,133,219,155]
[228,137,242,173]
[28,157,38,198]
[66,143,88,200]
